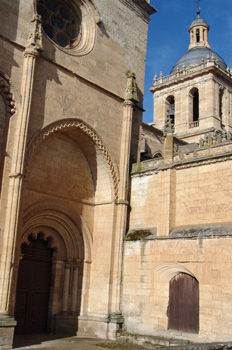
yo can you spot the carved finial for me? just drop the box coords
[124,71,139,104]
[24,14,43,57]
[163,115,174,136]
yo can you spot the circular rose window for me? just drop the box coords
[36,0,96,55]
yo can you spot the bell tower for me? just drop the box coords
[149,8,232,143]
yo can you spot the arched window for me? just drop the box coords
[196,28,200,42]
[189,88,199,128]
[166,95,175,126]
[219,88,225,128]
[168,273,199,333]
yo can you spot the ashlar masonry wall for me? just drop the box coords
[123,236,232,342]
[125,143,232,341]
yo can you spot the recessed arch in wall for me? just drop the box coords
[24,119,119,200]
[12,200,90,334]
[154,263,199,334]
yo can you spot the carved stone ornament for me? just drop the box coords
[24,14,43,57]
[124,71,139,104]
[163,115,174,136]
[0,75,16,116]
[199,129,232,148]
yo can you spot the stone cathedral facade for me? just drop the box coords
[1,1,232,350]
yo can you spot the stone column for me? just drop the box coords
[108,72,138,338]
[62,263,71,313]
[200,27,204,42]
[71,261,80,314]
[0,14,43,350]
[0,15,43,316]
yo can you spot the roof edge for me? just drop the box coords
[131,0,157,15]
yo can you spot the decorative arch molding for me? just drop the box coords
[0,72,16,117]
[155,263,195,281]
[21,200,93,262]
[24,119,119,199]
[152,150,163,159]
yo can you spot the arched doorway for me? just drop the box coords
[168,273,199,333]
[14,233,53,335]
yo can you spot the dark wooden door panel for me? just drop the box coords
[168,273,199,333]
[15,236,52,335]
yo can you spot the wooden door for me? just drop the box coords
[15,236,53,335]
[168,273,199,333]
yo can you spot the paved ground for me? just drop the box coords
[13,335,157,350]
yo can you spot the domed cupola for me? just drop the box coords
[188,8,210,50]
[170,9,227,74]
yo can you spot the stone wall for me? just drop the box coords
[123,236,232,342]
[0,0,155,347]
[125,136,232,342]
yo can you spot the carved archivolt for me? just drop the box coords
[0,73,16,116]
[25,119,119,198]
[20,200,93,262]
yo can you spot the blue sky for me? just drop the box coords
[143,0,232,123]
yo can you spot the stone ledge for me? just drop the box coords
[169,224,232,239]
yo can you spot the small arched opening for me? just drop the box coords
[153,152,163,159]
[189,88,199,128]
[219,88,225,129]
[166,95,175,127]
[168,273,199,333]
[196,28,200,42]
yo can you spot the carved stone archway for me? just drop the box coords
[12,202,88,335]
[24,119,119,199]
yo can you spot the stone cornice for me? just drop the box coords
[130,0,157,15]
[118,0,156,23]
[131,150,232,176]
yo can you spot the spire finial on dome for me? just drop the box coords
[194,0,201,18]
